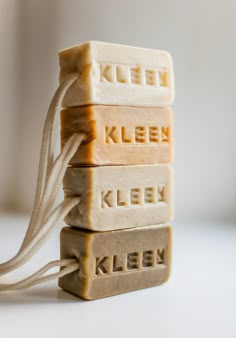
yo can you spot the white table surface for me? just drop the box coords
[0,214,235,338]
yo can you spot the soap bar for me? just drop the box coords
[63,164,172,231]
[61,105,173,165]
[59,41,174,107]
[59,224,172,300]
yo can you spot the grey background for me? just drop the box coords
[0,0,235,222]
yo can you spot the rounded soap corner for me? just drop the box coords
[164,50,174,64]
[60,225,70,236]
[80,293,96,301]
[164,264,172,284]
[58,41,90,55]
[162,224,173,284]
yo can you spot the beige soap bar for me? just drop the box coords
[63,164,172,231]
[61,105,173,165]
[59,41,174,107]
[59,224,172,300]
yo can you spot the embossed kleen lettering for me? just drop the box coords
[95,248,166,277]
[117,190,127,207]
[99,62,169,89]
[135,126,146,143]
[159,70,169,87]
[101,185,166,209]
[112,255,123,272]
[100,64,113,82]
[142,250,153,267]
[105,126,118,143]
[130,188,141,205]
[127,252,139,270]
[149,126,158,142]
[116,66,128,84]
[157,248,165,264]
[161,127,169,142]
[96,257,109,275]
[144,187,155,204]
[104,126,170,144]
[121,126,132,143]
[158,185,165,202]
[101,190,113,208]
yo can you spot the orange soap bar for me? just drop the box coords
[59,224,172,300]
[61,105,173,165]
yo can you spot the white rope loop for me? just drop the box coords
[21,72,79,250]
[0,197,80,277]
[0,73,83,291]
[29,133,85,238]
[0,259,80,291]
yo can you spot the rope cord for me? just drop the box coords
[0,259,80,291]
[0,197,80,276]
[21,73,80,249]
[0,73,83,291]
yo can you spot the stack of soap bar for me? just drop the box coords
[58,41,175,300]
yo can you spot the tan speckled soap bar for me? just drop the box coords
[59,224,172,300]
[63,164,172,231]
[59,41,174,107]
[61,105,173,165]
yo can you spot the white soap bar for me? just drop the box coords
[63,164,173,231]
[59,41,175,107]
